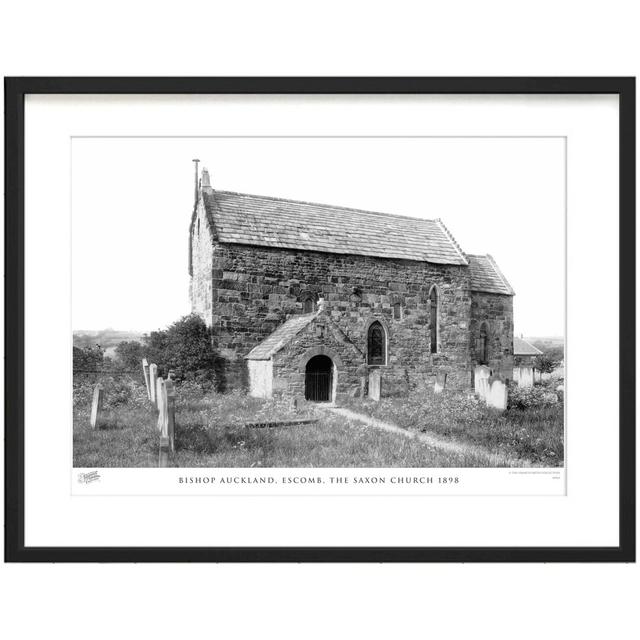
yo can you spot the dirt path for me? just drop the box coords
[325,406,522,467]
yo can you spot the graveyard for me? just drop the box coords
[73,361,564,469]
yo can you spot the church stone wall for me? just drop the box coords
[190,236,482,392]
[469,291,514,380]
[189,200,214,321]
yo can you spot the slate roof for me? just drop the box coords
[203,190,468,265]
[468,254,515,296]
[513,336,543,356]
[245,313,318,360]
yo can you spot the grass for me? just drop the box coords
[74,396,492,468]
[73,378,564,468]
[342,387,564,467]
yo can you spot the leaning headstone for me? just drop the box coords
[488,378,507,411]
[149,363,158,408]
[368,369,381,401]
[142,358,151,400]
[90,384,104,429]
[434,372,447,394]
[165,378,176,453]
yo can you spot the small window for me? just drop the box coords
[367,321,387,365]
[197,218,200,236]
[303,297,315,313]
[478,322,489,364]
[429,287,438,354]
[393,302,402,320]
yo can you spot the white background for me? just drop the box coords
[72,136,565,336]
[26,93,609,546]
[1,2,638,640]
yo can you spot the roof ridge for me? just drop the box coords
[485,254,515,296]
[434,218,468,265]
[245,311,320,360]
[215,189,439,224]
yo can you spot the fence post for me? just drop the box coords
[90,384,104,429]
[149,363,158,408]
[165,378,176,453]
[142,358,151,400]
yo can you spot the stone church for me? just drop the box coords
[189,166,514,402]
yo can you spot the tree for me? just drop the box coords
[73,344,105,372]
[143,314,220,387]
[534,352,562,374]
[114,340,146,372]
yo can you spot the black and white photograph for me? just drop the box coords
[6,77,632,563]
[2,3,639,639]
[72,136,565,471]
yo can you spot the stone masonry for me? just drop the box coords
[188,168,515,399]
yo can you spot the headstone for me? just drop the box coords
[90,384,104,429]
[149,363,158,408]
[474,365,491,401]
[142,358,151,399]
[434,372,447,394]
[156,377,166,431]
[488,378,507,411]
[165,378,176,452]
[517,366,534,388]
[368,369,381,401]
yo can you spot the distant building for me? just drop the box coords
[189,166,515,402]
[513,336,543,387]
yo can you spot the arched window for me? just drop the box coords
[303,296,315,313]
[429,286,438,354]
[478,322,489,364]
[393,302,402,320]
[367,321,386,365]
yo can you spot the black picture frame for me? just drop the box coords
[4,77,635,563]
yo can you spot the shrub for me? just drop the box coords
[73,375,148,410]
[508,385,560,410]
[143,314,222,390]
[113,340,146,372]
[73,345,105,372]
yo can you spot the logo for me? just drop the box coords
[78,470,101,484]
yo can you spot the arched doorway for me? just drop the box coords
[305,355,333,402]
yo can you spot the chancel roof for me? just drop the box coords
[467,254,515,296]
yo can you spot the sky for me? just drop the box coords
[72,136,565,336]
